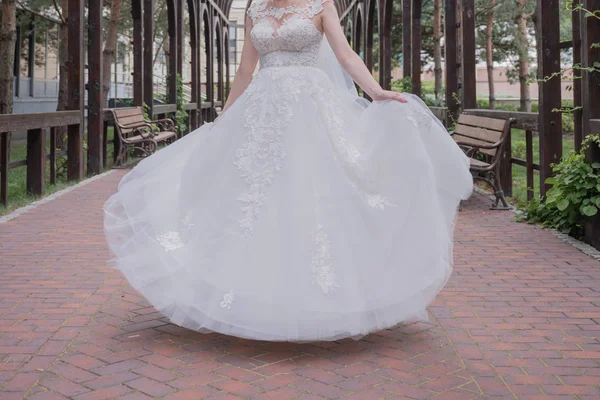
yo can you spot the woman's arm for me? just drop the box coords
[221,16,259,115]
[320,2,405,103]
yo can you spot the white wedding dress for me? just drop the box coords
[104,0,473,342]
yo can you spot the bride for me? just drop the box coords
[104,0,473,342]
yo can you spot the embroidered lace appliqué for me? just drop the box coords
[220,290,235,309]
[312,224,338,294]
[366,194,396,210]
[156,231,184,252]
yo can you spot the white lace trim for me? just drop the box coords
[248,0,327,23]
[312,224,338,294]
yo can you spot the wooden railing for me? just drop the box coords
[0,111,82,205]
[463,109,540,201]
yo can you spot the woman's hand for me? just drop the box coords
[372,90,407,103]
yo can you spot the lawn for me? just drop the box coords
[509,129,576,206]
[0,128,116,216]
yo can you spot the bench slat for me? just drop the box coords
[113,108,144,118]
[454,124,503,143]
[458,114,507,131]
[452,134,497,157]
[469,158,491,168]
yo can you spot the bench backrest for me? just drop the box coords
[452,114,511,158]
[112,107,145,135]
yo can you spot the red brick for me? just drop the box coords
[125,377,176,397]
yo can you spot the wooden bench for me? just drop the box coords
[451,114,514,210]
[111,107,177,167]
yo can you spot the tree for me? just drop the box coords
[0,0,17,116]
[515,0,533,112]
[102,0,124,105]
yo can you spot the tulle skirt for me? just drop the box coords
[103,65,473,341]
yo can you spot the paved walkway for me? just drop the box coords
[1,170,600,400]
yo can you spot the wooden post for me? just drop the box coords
[26,128,46,196]
[581,0,600,139]
[225,30,231,99]
[132,0,144,107]
[67,0,84,180]
[177,0,184,77]
[167,0,178,106]
[208,7,215,120]
[499,130,512,197]
[411,0,422,96]
[444,0,459,126]
[572,6,583,152]
[581,0,600,249]
[537,0,563,196]
[461,0,477,109]
[0,132,8,205]
[200,7,207,126]
[50,128,56,185]
[402,0,412,81]
[88,0,104,175]
[216,21,224,103]
[188,0,199,130]
[380,0,393,90]
[365,1,374,73]
[143,0,155,117]
[526,130,534,201]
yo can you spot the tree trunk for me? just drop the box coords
[102,0,124,106]
[0,0,17,166]
[433,0,443,105]
[515,0,531,112]
[486,0,496,109]
[55,0,68,149]
[0,0,17,115]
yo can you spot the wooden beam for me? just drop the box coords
[132,0,144,106]
[143,0,155,116]
[402,0,412,81]
[0,111,81,132]
[461,0,476,109]
[444,0,459,125]
[88,0,104,175]
[26,128,46,196]
[153,104,177,115]
[411,0,422,96]
[67,0,84,180]
[537,0,563,196]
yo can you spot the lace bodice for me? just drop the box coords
[248,0,327,68]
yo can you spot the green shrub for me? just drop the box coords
[524,135,600,238]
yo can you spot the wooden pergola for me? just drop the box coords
[1,0,599,223]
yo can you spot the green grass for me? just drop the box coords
[508,129,576,206]
[0,128,116,216]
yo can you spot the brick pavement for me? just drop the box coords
[0,170,599,399]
